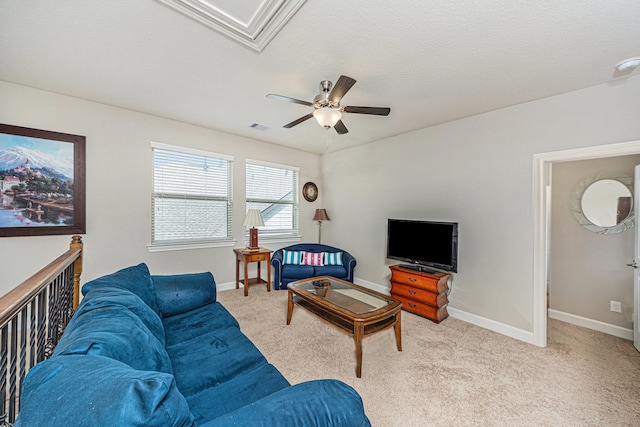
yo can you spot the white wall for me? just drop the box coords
[0,81,322,296]
[322,75,640,335]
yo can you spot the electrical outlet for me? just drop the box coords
[610,301,622,313]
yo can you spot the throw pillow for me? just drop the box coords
[301,252,324,266]
[283,250,304,265]
[323,252,344,266]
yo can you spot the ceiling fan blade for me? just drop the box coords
[343,106,391,116]
[334,120,348,135]
[283,113,314,128]
[328,75,356,103]
[266,93,313,107]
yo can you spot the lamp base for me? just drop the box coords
[248,227,259,249]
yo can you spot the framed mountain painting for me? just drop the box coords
[0,124,86,237]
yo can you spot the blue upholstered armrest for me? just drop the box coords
[271,250,284,290]
[202,379,371,427]
[152,272,216,317]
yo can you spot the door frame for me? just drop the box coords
[533,140,640,347]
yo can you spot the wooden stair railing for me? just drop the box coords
[0,236,83,427]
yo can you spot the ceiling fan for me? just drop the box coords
[266,75,390,134]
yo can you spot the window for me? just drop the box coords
[246,160,299,240]
[151,142,233,248]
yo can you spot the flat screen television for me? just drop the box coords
[387,219,458,273]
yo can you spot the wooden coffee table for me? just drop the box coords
[287,276,402,378]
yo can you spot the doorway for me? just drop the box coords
[533,140,640,347]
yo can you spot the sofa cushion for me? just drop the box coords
[301,252,324,266]
[167,327,268,397]
[54,305,173,374]
[323,251,344,265]
[82,263,161,315]
[162,301,239,347]
[206,379,370,427]
[281,264,315,279]
[74,286,166,345]
[313,265,349,278]
[282,249,304,264]
[15,355,195,427]
[152,272,216,317]
[186,363,290,424]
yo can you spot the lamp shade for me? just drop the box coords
[313,209,330,221]
[243,209,265,227]
[313,108,342,128]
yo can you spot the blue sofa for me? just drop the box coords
[271,244,357,290]
[15,263,370,426]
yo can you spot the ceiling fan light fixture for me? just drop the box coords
[313,108,342,128]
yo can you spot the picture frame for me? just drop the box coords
[0,124,86,237]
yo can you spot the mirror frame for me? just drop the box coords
[570,174,634,234]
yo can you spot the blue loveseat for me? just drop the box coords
[271,244,357,290]
[16,263,370,426]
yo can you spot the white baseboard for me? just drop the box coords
[447,307,535,344]
[354,277,536,345]
[354,277,390,295]
[548,309,633,340]
[217,276,389,294]
[217,281,238,292]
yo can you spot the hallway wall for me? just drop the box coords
[549,155,640,329]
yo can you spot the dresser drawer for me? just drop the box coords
[392,294,449,323]
[248,253,268,262]
[390,269,449,293]
[390,282,448,307]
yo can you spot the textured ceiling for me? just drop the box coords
[1,1,639,154]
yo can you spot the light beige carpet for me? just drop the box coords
[217,287,640,426]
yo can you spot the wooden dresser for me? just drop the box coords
[389,265,451,323]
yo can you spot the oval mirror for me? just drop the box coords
[571,175,634,234]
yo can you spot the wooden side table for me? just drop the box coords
[234,248,272,297]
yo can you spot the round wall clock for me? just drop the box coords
[303,181,318,202]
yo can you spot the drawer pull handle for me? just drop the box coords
[407,290,417,295]
[408,302,417,308]
[408,277,417,282]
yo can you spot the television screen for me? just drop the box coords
[387,219,458,273]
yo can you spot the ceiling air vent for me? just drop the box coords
[250,123,270,131]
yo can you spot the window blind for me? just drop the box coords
[152,144,233,244]
[246,160,298,237]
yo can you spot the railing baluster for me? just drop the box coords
[29,300,36,370]
[17,307,27,416]
[0,325,8,425]
[8,318,17,423]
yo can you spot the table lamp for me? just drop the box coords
[243,209,265,249]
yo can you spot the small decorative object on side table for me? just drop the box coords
[234,248,273,297]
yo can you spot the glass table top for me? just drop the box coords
[291,277,392,314]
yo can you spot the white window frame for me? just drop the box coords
[148,142,235,252]
[245,159,300,244]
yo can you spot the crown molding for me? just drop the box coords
[156,0,307,52]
